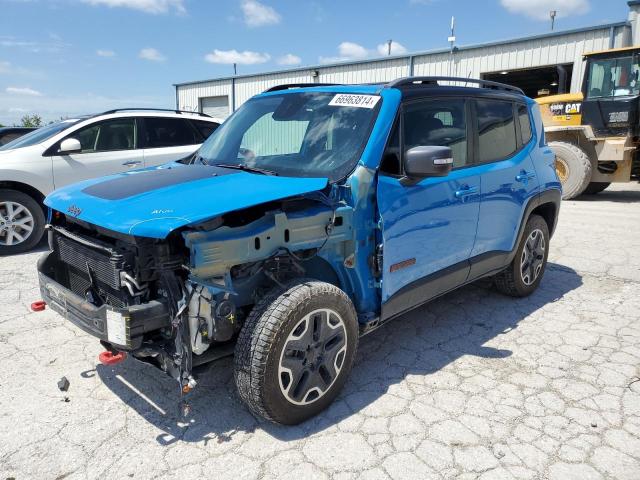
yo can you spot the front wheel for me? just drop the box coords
[0,189,45,255]
[234,279,358,425]
[494,214,550,297]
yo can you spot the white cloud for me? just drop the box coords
[0,35,69,53]
[204,49,270,65]
[6,86,42,96]
[241,0,281,27]
[0,91,168,126]
[277,53,301,66]
[319,41,369,64]
[500,0,589,20]
[81,0,185,14]
[139,47,166,62]
[96,49,116,57]
[376,41,407,56]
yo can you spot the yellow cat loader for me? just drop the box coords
[537,46,640,199]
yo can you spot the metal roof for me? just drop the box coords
[174,20,629,88]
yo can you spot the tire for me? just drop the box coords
[549,141,592,200]
[583,182,610,195]
[494,214,550,298]
[0,189,45,255]
[234,279,358,425]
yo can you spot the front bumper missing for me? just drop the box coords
[37,251,171,350]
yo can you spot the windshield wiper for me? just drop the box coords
[212,163,278,176]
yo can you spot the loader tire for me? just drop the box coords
[549,141,592,200]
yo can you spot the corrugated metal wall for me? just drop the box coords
[177,23,630,117]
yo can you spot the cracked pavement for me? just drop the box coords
[1,184,639,480]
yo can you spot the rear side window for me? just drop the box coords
[476,99,517,162]
[518,104,532,145]
[191,120,219,140]
[144,117,199,148]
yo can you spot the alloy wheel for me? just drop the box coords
[520,228,546,286]
[0,201,35,247]
[278,308,347,406]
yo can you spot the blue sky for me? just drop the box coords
[0,0,630,124]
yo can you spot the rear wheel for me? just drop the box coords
[549,141,592,200]
[583,182,610,195]
[234,279,358,425]
[494,214,550,297]
[0,189,45,255]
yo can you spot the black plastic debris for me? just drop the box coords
[57,376,70,392]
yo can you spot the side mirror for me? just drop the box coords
[58,138,81,154]
[403,146,454,179]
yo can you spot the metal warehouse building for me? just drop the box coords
[175,1,640,118]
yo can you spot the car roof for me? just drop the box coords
[258,76,528,102]
[89,110,222,123]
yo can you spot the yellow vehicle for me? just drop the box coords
[537,46,640,198]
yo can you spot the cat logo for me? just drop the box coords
[550,102,582,116]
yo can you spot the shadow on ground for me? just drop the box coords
[578,187,640,203]
[95,262,582,445]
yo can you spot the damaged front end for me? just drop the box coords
[38,193,354,396]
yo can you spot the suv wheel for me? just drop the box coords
[0,189,45,255]
[494,214,549,297]
[234,279,358,425]
[549,141,592,200]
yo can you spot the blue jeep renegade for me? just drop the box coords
[38,77,561,424]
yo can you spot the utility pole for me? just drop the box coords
[233,63,237,75]
[387,39,392,56]
[448,16,456,77]
[550,10,556,31]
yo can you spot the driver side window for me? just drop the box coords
[67,119,136,153]
[380,98,468,175]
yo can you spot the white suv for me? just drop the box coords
[0,109,221,254]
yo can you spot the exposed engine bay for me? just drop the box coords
[38,194,355,395]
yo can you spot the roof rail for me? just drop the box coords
[386,76,525,95]
[99,108,212,118]
[264,83,342,93]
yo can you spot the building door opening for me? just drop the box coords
[482,63,573,98]
[200,96,229,119]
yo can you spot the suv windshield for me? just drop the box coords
[0,119,82,151]
[198,92,380,181]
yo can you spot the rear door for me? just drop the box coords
[469,99,539,279]
[377,97,481,320]
[141,117,203,166]
[51,118,143,189]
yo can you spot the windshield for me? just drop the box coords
[0,119,82,151]
[587,54,640,99]
[198,92,380,181]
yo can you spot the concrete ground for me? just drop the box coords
[1,184,639,480]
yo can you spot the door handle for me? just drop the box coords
[516,171,536,182]
[454,185,478,199]
[122,160,142,167]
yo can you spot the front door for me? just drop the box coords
[52,118,143,189]
[377,98,480,320]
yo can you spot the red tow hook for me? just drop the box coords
[98,350,127,366]
[31,300,46,312]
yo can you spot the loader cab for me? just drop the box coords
[581,47,640,137]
